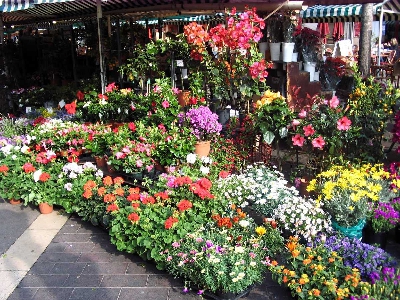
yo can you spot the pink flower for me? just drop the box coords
[312,136,325,149]
[292,119,300,127]
[172,87,180,95]
[298,110,307,119]
[329,96,339,108]
[153,85,161,93]
[292,134,305,147]
[106,82,116,93]
[116,152,125,159]
[136,160,143,168]
[303,124,315,137]
[337,116,352,131]
[146,165,154,172]
[162,100,170,108]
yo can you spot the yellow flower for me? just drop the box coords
[255,226,266,236]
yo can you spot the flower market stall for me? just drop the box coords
[1,5,400,300]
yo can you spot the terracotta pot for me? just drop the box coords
[9,198,22,205]
[177,90,191,107]
[39,202,53,214]
[94,156,107,167]
[194,140,211,157]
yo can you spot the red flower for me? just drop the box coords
[76,90,85,101]
[98,94,108,101]
[65,101,77,115]
[106,203,119,212]
[154,191,169,200]
[197,178,212,190]
[39,172,50,182]
[128,122,136,132]
[292,134,305,147]
[164,216,179,229]
[104,194,116,203]
[127,193,140,202]
[219,171,230,178]
[141,196,155,205]
[177,199,193,212]
[131,202,140,209]
[0,165,9,173]
[128,212,140,223]
[22,163,36,173]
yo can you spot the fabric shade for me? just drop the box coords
[0,0,74,13]
[301,1,400,23]
[317,22,330,44]
[333,22,344,42]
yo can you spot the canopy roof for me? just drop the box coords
[0,0,380,27]
[300,0,400,22]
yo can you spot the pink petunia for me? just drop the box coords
[329,96,339,108]
[136,159,143,168]
[162,100,170,108]
[303,124,315,137]
[337,116,352,131]
[312,136,325,149]
[292,134,305,147]
[298,110,307,119]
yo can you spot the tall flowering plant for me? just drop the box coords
[289,95,359,172]
[183,7,269,112]
[179,106,222,141]
[293,27,321,63]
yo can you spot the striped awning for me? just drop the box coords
[0,0,75,13]
[301,1,400,23]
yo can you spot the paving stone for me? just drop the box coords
[146,274,184,287]
[63,242,95,253]
[28,262,56,275]
[50,262,87,275]
[35,252,80,263]
[18,274,69,288]
[63,275,104,287]
[69,287,121,299]
[7,287,38,299]
[77,252,113,263]
[126,261,165,275]
[100,274,148,287]
[81,262,129,275]
[167,287,200,300]
[43,242,67,253]
[52,233,92,243]
[31,288,73,300]
[118,288,169,300]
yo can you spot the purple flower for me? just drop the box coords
[182,287,189,293]
[181,106,222,141]
[206,240,214,248]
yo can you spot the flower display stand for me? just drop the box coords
[362,224,388,250]
[304,62,317,82]
[269,42,281,61]
[203,286,253,300]
[282,42,295,62]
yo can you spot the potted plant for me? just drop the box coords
[307,164,395,239]
[179,105,222,157]
[282,12,296,62]
[363,201,400,249]
[164,219,283,296]
[267,14,283,61]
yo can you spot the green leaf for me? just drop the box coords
[263,131,275,145]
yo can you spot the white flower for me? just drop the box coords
[200,166,209,175]
[186,153,197,164]
[20,145,29,154]
[64,183,73,191]
[33,169,43,182]
[234,246,245,253]
[238,220,250,228]
[11,155,17,160]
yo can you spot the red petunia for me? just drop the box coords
[39,172,50,182]
[164,216,179,229]
[128,212,140,223]
[65,101,77,115]
[177,199,193,212]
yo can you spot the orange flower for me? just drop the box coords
[292,249,300,258]
[287,241,297,252]
[329,257,335,263]
[103,194,116,203]
[303,258,312,265]
[83,190,92,199]
[312,289,320,296]
[271,260,278,266]
[97,187,106,196]
[114,187,125,196]
[283,276,288,283]
[129,187,140,194]
[113,176,124,184]
[83,180,97,191]
[0,165,9,173]
[103,176,113,186]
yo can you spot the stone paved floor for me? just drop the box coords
[7,215,294,300]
